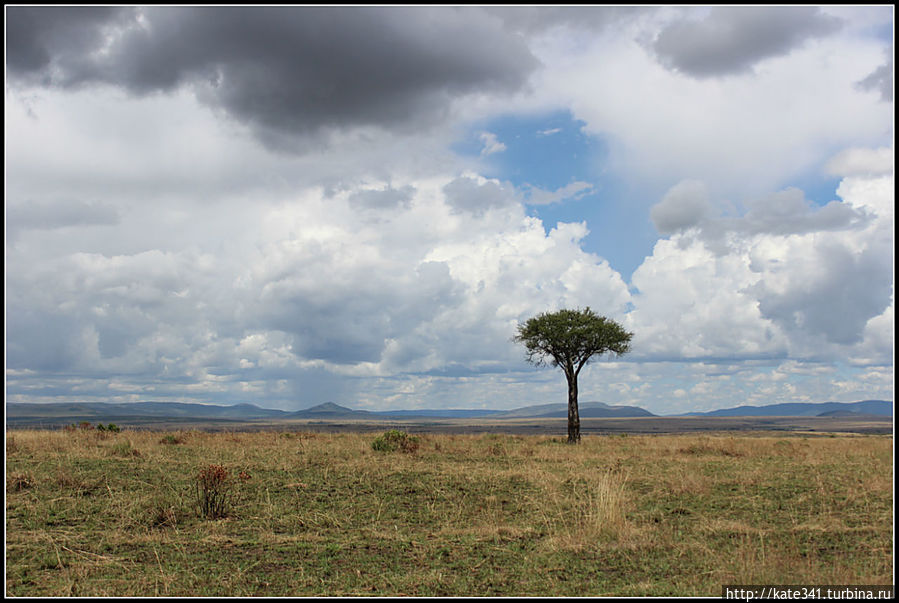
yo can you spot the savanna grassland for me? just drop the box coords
[5,428,893,597]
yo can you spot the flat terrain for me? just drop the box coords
[5,428,893,596]
[267,415,894,436]
[9,414,893,436]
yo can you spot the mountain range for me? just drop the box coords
[5,399,892,425]
[681,400,892,418]
[5,400,655,423]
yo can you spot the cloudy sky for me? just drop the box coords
[5,6,894,414]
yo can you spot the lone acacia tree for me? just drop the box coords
[513,307,633,443]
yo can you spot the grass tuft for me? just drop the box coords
[7,471,35,492]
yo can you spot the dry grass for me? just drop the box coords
[5,428,893,596]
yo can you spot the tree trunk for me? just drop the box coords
[566,372,580,444]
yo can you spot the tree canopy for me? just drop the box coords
[514,307,633,442]
[514,307,632,376]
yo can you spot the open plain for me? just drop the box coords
[7,413,894,436]
[5,426,893,596]
[265,415,895,437]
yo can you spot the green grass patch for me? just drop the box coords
[5,429,892,596]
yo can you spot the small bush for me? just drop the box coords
[109,440,141,458]
[371,430,420,453]
[160,434,182,445]
[195,464,235,519]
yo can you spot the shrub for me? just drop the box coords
[160,434,182,445]
[195,464,234,519]
[106,423,120,433]
[109,440,141,458]
[371,430,420,454]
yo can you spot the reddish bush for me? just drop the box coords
[195,464,233,519]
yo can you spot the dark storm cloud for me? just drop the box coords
[485,5,647,34]
[5,6,137,78]
[6,6,537,150]
[652,6,842,78]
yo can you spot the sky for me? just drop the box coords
[5,5,894,415]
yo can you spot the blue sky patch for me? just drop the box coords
[457,110,606,191]
[455,111,663,279]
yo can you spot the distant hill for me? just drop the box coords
[6,401,290,423]
[684,400,892,418]
[277,401,657,420]
[9,399,888,426]
[6,399,657,424]
[285,402,374,419]
[492,401,655,419]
